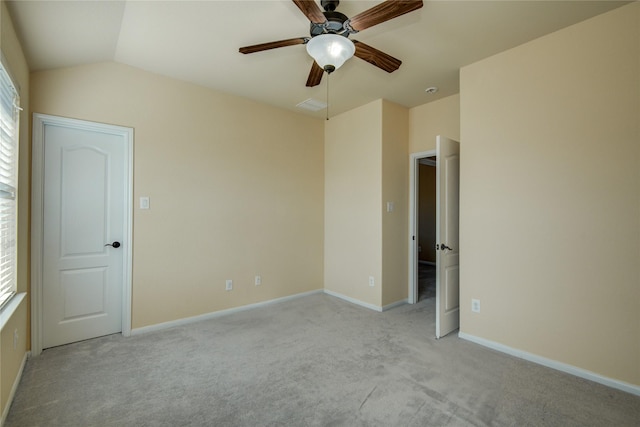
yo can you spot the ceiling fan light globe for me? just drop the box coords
[306,34,355,72]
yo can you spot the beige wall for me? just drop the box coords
[324,100,383,307]
[31,62,325,328]
[381,100,409,306]
[409,94,460,153]
[1,301,26,414]
[460,2,640,386]
[1,0,30,418]
[324,99,410,309]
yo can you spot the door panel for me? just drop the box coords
[436,135,460,338]
[444,258,459,311]
[61,147,108,255]
[43,123,126,348]
[61,267,107,320]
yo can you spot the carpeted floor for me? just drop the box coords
[418,262,436,301]
[6,293,639,426]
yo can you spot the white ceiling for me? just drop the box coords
[6,0,630,118]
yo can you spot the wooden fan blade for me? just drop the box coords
[239,37,307,54]
[348,0,423,32]
[292,0,327,24]
[306,61,324,87]
[353,40,402,73]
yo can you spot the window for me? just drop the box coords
[0,60,19,308]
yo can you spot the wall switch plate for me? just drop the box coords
[472,299,481,313]
[386,202,394,212]
[369,276,375,287]
[225,279,233,291]
[140,196,150,210]
[255,275,261,286]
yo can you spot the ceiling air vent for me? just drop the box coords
[296,98,327,112]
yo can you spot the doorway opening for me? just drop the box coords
[416,156,437,302]
[409,149,436,306]
[409,136,460,339]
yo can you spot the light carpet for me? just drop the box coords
[6,293,639,426]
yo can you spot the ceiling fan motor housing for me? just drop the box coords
[311,1,349,37]
[310,11,349,36]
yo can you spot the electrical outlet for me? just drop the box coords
[369,276,375,287]
[225,279,233,291]
[139,196,150,210]
[255,275,261,286]
[472,299,481,313]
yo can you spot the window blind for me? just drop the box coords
[0,61,19,308]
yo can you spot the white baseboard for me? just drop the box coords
[382,299,408,311]
[458,332,640,397]
[322,290,407,312]
[132,289,408,337]
[323,290,383,312]
[131,289,323,336]
[1,350,29,427]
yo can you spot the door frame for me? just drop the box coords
[31,114,133,356]
[408,149,436,304]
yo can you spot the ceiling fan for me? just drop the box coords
[239,0,423,87]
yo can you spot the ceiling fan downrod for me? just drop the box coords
[321,0,339,12]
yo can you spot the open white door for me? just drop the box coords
[435,135,460,338]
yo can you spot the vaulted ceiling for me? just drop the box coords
[6,0,629,118]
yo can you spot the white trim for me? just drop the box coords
[121,126,133,338]
[408,150,436,304]
[418,158,436,167]
[323,289,382,312]
[131,290,323,336]
[29,113,44,355]
[30,114,133,355]
[323,291,406,312]
[458,332,640,397]
[0,292,26,332]
[382,299,408,311]
[132,290,406,336]
[0,350,29,426]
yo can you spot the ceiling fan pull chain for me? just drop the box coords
[326,71,330,121]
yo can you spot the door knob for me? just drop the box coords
[105,241,121,248]
[440,243,453,251]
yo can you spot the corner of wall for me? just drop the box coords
[324,101,383,307]
[381,101,409,306]
[1,0,32,419]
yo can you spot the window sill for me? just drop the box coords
[0,292,26,331]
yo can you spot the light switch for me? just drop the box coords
[140,196,150,210]
[386,202,394,213]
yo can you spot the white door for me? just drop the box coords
[435,135,460,338]
[41,118,130,348]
